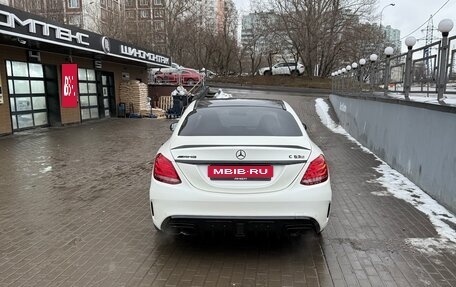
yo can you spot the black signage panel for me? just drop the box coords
[0,4,171,67]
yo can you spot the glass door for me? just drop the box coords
[6,60,48,131]
[100,72,116,117]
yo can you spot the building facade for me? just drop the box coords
[124,0,166,53]
[197,0,236,34]
[241,12,295,63]
[5,0,166,52]
[0,4,170,135]
[383,25,401,54]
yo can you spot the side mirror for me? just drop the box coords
[302,122,308,130]
[170,122,178,131]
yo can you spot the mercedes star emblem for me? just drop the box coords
[236,150,246,160]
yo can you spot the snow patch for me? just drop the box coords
[315,98,456,253]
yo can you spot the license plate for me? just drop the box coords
[208,165,273,180]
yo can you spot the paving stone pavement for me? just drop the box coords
[0,88,455,287]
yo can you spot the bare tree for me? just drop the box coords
[261,0,377,76]
[163,0,199,57]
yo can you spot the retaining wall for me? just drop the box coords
[330,94,456,213]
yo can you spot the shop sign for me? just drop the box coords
[120,45,170,65]
[61,64,79,108]
[0,4,172,67]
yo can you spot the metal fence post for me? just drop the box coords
[359,59,366,95]
[404,37,416,100]
[369,54,378,96]
[383,47,394,97]
[437,19,454,101]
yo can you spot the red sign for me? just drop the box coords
[61,64,79,108]
[208,165,273,180]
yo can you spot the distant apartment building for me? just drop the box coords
[198,0,236,34]
[241,12,294,62]
[5,0,166,51]
[6,0,121,30]
[124,0,166,52]
[382,25,401,54]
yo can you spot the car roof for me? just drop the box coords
[195,98,286,110]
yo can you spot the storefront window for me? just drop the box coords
[34,112,48,126]
[16,97,32,111]
[90,108,99,118]
[81,108,90,120]
[10,98,16,112]
[80,96,89,107]
[11,116,17,130]
[6,61,12,76]
[8,80,14,94]
[29,64,44,78]
[78,68,87,80]
[14,80,30,94]
[32,97,47,110]
[78,68,99,120]
[79,82,88,94]
[88,83,97,93]
[6,60,48,131]
[17,114,34,129]
[12,62,29,77]
[89,95,97,105]
[87,69,96,81]
[31,81,45,94]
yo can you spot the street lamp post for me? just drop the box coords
[342,68,347,93]
[352,62,358,93]
[378,3,395,53]
[336,69,342,92]
[437,19,454,102]
[369,54,378,95]
[359,58,366,93]
[383,46,394,96]
[346,65,352,93]
[379,3,395,29]
[404,36,417,100]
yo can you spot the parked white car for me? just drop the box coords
[258,62,305,76]
[149,98,332,237]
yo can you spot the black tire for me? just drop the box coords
[291,70,299,76]
[264,70,272,76]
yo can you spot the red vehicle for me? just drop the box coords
[155,69,203,86]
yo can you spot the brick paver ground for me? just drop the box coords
[0,88,455,287]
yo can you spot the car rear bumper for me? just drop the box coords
[149,181,331,233]
[159,216,321,236]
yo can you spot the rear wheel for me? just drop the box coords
[291,70,299,76]
[264,70,272,76]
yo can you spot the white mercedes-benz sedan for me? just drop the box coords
[150,98,331,236]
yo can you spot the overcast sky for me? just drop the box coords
[233,0,456,52]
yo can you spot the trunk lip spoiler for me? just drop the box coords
[171,145,311,151]
[174,160,308,165]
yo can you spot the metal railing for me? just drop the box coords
[332,22,456,103]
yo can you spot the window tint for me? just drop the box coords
[178,106,302,136]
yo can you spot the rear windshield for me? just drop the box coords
[178,106,303,136]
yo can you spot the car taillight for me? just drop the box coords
[301,155,328,185]
[153,153,181,184]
